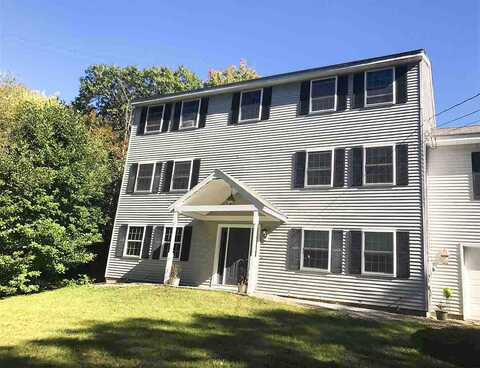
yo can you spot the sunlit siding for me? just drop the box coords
[105,63,427,312]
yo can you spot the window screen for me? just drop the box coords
[365,146,393,184]
[311,78,336,111]
[180,100,200,129]
[303,230,330,270]
[307,151,332,186]
[126,226,144,256]
[161,227,183,259]
[364,232,394,274]
[171,161,192,190]
[145,105,164,132]
[135,163,155,191]
[366,69,394,105]
[240,90,262,121]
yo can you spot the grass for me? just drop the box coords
[0,285,477,367]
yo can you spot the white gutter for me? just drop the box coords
[433,136,480,147]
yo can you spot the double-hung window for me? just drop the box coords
[180,99,200,129]
[310,77,337,112]
[145,105,164,133]
[161,227,183,259]
[306,150,334,187]
[171,160,192,191]
[365,68,395,106]
[124,226,145,257]
[472,152,480,200]
[239,89,262,122]
[135,163,155,192]
[364,146,395,185]
[301,229,331,271]
[362,231,395,275]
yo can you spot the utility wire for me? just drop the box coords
[436,108,480,128]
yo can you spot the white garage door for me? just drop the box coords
[464,246,480,320]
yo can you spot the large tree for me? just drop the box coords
[205,59,259,87]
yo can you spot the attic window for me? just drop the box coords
[180,99,200,129]
[365,68,394,106]
[239,89,262,122]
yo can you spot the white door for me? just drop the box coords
[464,246,480,320]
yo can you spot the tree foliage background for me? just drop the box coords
[0,60,258,296]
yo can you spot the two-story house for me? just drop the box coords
[105,49,435,315]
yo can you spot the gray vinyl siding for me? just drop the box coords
[427,144,480,316]
[106,63,427,311]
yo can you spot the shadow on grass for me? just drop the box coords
[0,307,476,367]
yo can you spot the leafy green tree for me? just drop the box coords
[0,98,114,296]
[205,59,259,87]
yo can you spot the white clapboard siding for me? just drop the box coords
[105,63,428,312]
[427,144,480,316]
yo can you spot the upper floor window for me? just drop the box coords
[364,146,394,185]
[239,89,262,122]
[365,68,394,106]
[180,99,200,129]
[472,152,480,200]
[161,226,183,259]
[362,231,395,275]
[145,105,164,133]
[171,160,192,191]
[135,163,155,192]
[301,229,331,271]
[310,78,337,112]
[124,226,145,257]
[306,150,333,187]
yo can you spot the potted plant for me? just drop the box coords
[435,287,452,320]
[168,263,181,287]
[238,276,248,294]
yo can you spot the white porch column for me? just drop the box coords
[164,211,178,284]
[247,210,260,294]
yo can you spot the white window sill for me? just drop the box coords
[308,109,336,115]
[122,255,141,259]
[361,272,395,279]
[300,266,330,273]
[238,118,261,124]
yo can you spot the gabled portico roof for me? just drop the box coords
[168,169,287,223]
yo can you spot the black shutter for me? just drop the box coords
[137,107,147,135]
[348,230,362,274]
[472,152,480,200]
[287,228,302,270]
[229,92,241,124]
[171,102,181,131]
[396,231,410,279]
[151,226,164,260]
[331,230,343,274]
[293,151,307,189]
[336,75,348,111]
[395,65,409,104]
[351,148,363,187]
[299,81,310,115]
[352,72,365,109]
[261,87,272,120]
[333,148,345,187]
[161,161,174,192]
[141,226,153,259]
[115,225,128,257]
[190,159,201,189]
[152,162,163,193]
[161,103,172,132]
[126,163,138,193]
[396,144,409,186]
[198,97,209,128]
[180,226,193,261]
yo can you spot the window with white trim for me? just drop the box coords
[306,150,333,186]
[161,227,183,259]
[302,229,330,270]
[145,105,164,133]
[363,231,395,275]
[125,226,145,257]
[171,160,192,191]
[365,68,394,106]
[135,163,155,192]
[310,78,336,112]
[239,89,262,122]
[364,146,394,184]
[180,99,200,129]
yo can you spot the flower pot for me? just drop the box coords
[238,283,247,294]
[436,310,448,320]
[169,277,180,287]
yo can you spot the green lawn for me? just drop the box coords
[0,285,477,367]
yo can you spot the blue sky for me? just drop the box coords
[1,0,479,127]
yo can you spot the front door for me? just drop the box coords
[464,246,480,320]
[217,227,251,286]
